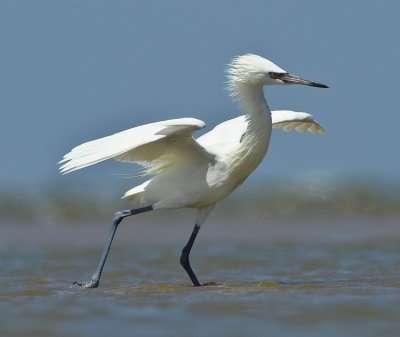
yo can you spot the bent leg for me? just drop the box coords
[73,205,153,289]
[180,224,201,287]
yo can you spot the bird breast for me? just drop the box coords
[226,128,270,187]
[201,116,272,204]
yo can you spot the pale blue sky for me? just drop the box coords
[1,1,399,188]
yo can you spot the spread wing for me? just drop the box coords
[272,110,324,134]
[59,118,213,175]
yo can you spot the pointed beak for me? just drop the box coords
[280,73,329,88]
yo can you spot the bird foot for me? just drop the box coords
[72,279,99,289]
[201,281,218,286]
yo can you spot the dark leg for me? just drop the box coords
[180,224,201,287]
[73,205,153,289]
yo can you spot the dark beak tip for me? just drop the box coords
[313,82,329,89]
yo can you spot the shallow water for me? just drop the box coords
[1,217,400,337]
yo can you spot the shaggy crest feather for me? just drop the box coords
[226,54,285,98]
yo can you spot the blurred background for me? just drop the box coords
[0,0,399,223]
[1,2,400,337]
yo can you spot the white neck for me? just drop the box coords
[231,83,271,119]
[226,82,272,183]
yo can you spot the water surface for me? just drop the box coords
[1,216,400,337]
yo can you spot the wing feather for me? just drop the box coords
[59,118,211,174]
[272,110,324,134]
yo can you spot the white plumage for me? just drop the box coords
[60,54,328,288]
[60,111,322,210]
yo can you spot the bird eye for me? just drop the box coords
[270,72,284,79]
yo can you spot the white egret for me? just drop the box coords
[60,54,328,288]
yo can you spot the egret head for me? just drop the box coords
[227,54,328,95]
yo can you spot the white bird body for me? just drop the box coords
[60,54,327,288]
[60,110,322,214]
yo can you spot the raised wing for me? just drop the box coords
[196,116,247,155]
[271,110,324,134]
[59,118,212,175]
